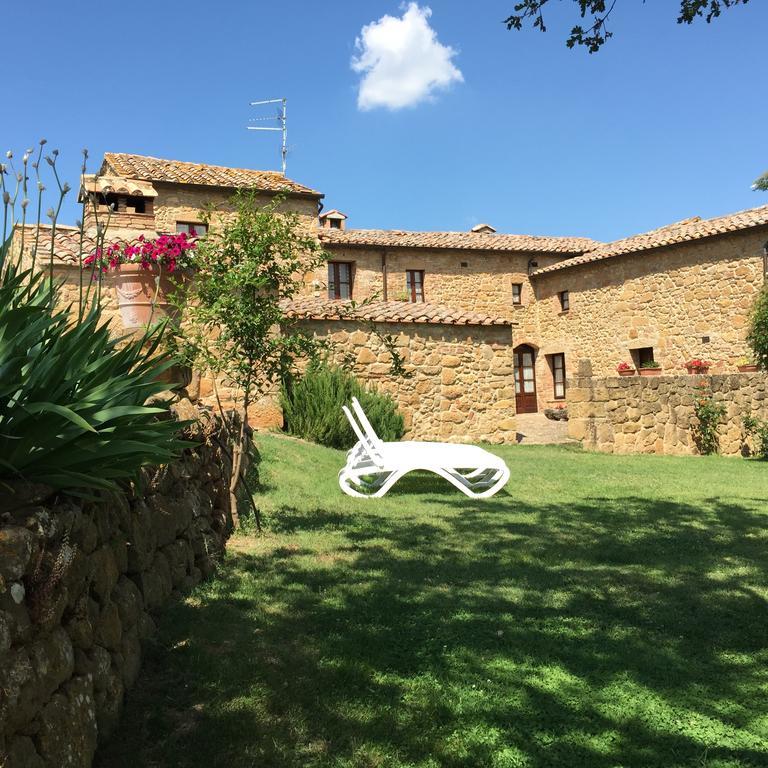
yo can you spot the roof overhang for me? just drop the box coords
[80,174,158,200]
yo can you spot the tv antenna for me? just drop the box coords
[248,98,288,175]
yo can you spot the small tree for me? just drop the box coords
[753,171,768,192]
[746,286,768,372]
[176,192,326,528]
[504,0,750,53]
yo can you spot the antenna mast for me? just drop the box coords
[248,97,287,174]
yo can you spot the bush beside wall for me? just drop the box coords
[281,362,404,449]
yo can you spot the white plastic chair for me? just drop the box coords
[338,397,510,499]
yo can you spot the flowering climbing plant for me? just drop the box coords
[84,232,197,273]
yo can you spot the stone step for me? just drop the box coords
[515,413,577,445]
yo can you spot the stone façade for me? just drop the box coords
[20,152,768,446]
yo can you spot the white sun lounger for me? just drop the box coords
[338,396,510,499]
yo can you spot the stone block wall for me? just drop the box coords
[151,184,319,235]
[530,229,767,381]
[568,361,768,455]
[310,245,563,317]
[298,319,517,443]
[0,403,234,768]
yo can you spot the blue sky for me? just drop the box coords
[4,0,766,241]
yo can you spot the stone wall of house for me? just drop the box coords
[312,245,563,316]
[80,184,319,241]
[151,183,319,234]
[0,402,235,768]
[529,229,768,387]
[297,319,518,443]
[567,360,768,455]
[316,229,768,413]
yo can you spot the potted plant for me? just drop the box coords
[85,232,197,329]
[544,404,568,421]
[737,356,758,373]
[639,360,662,376]
[684,358,711,374]
[617,361,636,377]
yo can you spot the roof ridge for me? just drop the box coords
[103,152,287,179]
[18,223,81,232]
[532,202,768,276]
[317,227,598,254]
[331,226,593,240]
[101,152,322,197]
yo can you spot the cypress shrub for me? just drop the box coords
[281,361,404,449]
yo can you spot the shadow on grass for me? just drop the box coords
[96,493,768,768]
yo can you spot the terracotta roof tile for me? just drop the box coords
[282,296,515,327]
[317,228,598,254]
[81,174,158,198]
[532,204,768,276]
[102,153,322,198]
[14,225,95,266]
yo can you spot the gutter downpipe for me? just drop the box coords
[381,251,388,301]
[763,241,768,284]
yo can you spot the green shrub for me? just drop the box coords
[281,361,404,449]
[742,415,768,460]
[691,384,725,455]
[747,286,768,371]
[0,263,187,492]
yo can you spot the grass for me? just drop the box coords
[96,436,768,768]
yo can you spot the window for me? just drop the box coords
[98,193,121,212]
[551,353,566,399]
[559,290,570,312]
[512,283,522,305]
[176,221,208,237]
[127,195,146,214]
[406,270,425,302]
[633,347,655,367]
[329,218,342,229]
[328,261,353,299]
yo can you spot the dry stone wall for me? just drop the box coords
[0,402,235,768]
[299,319,517,443]
[568,361,768,455]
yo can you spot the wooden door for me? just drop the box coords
[514,345,538,413]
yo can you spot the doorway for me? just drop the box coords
[514,344,538,413]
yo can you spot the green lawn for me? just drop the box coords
[97,436,768,768]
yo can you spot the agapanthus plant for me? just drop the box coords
[84,232,197,273]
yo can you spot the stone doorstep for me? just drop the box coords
[514,413,578,445]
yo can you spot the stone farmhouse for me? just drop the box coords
[22,152,768,449]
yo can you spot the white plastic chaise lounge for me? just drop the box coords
[339,396,510,499]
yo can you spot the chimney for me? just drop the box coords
[470,223,496,234]
[319,209,348,231]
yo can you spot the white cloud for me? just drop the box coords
[352,3,463,111]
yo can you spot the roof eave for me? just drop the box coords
[318,238,590,256]
[530,220,768,278]
[148,179,323,200]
